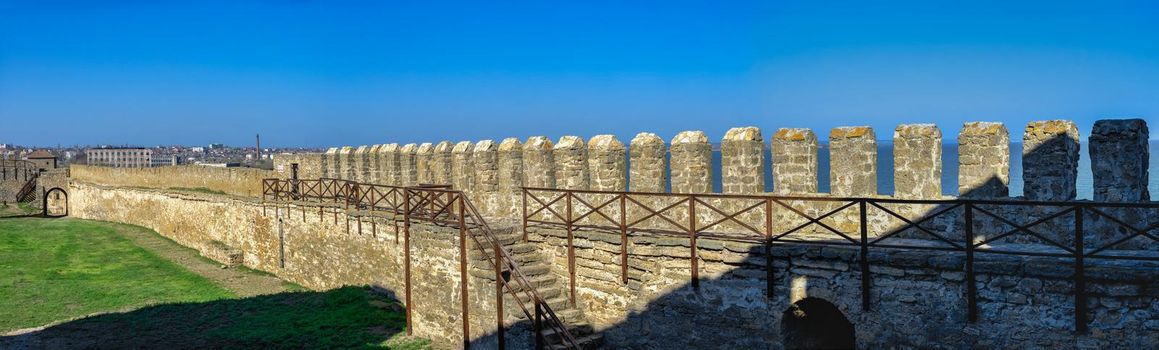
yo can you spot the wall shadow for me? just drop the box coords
[0,286,409,350]
[488,131,1157,349]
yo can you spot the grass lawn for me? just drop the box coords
[0,217,428,349]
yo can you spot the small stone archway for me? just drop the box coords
[781,297,856,349]
[42,187,68,217]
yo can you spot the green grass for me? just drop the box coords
[0,218,234,331]
[0,218,428,349]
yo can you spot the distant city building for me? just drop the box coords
[85,147,153,168]
[151,154,180,167]
[24,150,57,170]
[190,146,205,153]
[208,143,226,149]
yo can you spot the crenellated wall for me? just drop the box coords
[286,119,1153,228]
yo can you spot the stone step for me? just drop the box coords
[502,274,558,292]
[541,322,596,343]
[569,333,606,350]
[542,295,571,312]
[507,286,561,304]
[468,244,539,262]
[469,262,551,280]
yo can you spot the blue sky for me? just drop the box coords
[1,1,1157,147]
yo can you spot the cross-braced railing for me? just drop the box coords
[522,187,1159,334]
[262,178,579,349]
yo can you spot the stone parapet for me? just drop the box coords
[432,141,454,186]
[380,143,401,186]
[1022,120,1080,201]
[1090,119,1149,202]
[721,127,765,194]
[893,124,942,198]
[958,122,1009,198]
[829,126,877,197]
[523,137,555,189]
[498,138,525,216]
[354,145,370,182]
[452,141,475,192]
[588,135,626,192]
[324,147,338,178]
[415,143,435,185]
[339,146,356,181]
[670,131,712,194]
[553,136,589,190]
[772,128,818,194]
[629,133,666,193]
[400,143,419,186]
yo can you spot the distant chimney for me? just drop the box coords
[256,134,261,160]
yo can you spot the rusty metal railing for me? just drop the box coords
[15,171,40,203]
[522,186,1159,335]
[262,178,579,349]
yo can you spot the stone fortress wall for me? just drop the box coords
[282,119,1148,209]
[65,118,1158,349]
[275,119,1154,249]
[70,164,273,197]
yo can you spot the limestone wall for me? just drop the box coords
[525,224,1159,349]
[67,182,523,349]
[70,164,272,197]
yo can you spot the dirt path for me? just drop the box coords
[105,220,295,297]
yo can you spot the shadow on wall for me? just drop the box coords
[0,286,410,349]
[469,126,1155,349]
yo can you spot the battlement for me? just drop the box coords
[280,119,1150,210]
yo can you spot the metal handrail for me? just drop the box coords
[262,178,579,349]
[15,171,40,202]
[521,187,1159,335]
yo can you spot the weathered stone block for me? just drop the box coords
[553,136,589,190]
[354,145,370,182]
[721,127,765,194]
[1090,119,1149,202]
[958,122,1009,198]
[472,140,498,192]
[415,143,434,184]
[772,128,818,194]
[323,147,338,178]
[829,126,877,196]
[629,133,666,193]
[670,131,712,194]
[380,143,401,185]
[588,135,626,191]
[1023,120,1079,201]
[340,146,356,181]
[432,141,454,185]
[452,141,475,191]
[400,143,419,186]
[523,136,555,188]
[893,124,942,198]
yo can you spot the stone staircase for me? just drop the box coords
[468,225,604,349]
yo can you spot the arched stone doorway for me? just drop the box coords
[43,187,67,217]
[781,297,856,349]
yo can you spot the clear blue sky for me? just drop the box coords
[2,1,1157,148]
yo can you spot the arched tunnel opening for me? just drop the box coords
[781,297,856,349]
